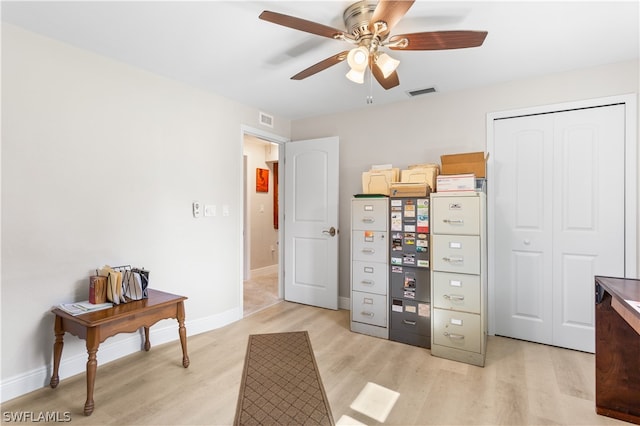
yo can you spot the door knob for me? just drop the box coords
[322,226,336,237]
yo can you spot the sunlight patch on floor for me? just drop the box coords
[336,415,367,425]
[349,382,400,423]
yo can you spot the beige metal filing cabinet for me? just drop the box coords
[351,197,389,339]
[430,192,487,366]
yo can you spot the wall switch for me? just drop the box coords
[204,204,216,217]
[192,201,202,218]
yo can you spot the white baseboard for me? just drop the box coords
[0,307,240,403]
[339,296,350,310]
[248,264,278,279]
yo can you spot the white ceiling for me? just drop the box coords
[2,1,639,120]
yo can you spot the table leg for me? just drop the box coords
[84,330,99,416]
[177,301,190,368]
[50,315,64,388]
[143,327,150,351]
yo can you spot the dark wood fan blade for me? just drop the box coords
[291,51,350,80]
[371,62,400,90]
[388,30,488,50]
[260,10,346,39]
[369,0,415,38]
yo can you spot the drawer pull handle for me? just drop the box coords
[361,280,374,285]
[362,248,376,254]
[442,256,463,263]
[362,217,375,223]
[403,319,417,326]
[361,311,375,317]
[443,332,465,340]
[443,219,464,224]
[443,294,465,301]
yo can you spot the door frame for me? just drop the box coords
[486,94,638,335]
[240,125,289,314]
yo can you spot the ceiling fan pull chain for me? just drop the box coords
[366,68,374,104]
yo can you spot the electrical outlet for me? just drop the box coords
[192,201,202,218]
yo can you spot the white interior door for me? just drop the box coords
[493,104,626,352]
[493,114,554,345]
[283,136,339,310]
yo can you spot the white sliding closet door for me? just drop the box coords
[493,104,626,353]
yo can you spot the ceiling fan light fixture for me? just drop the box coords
[376,52,400,78]
[346,68,365,84]
[347,46,369,72]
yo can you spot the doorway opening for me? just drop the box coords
[242,129,286,316]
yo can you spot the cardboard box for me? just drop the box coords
[362,168,399,195]
[390,182,429,197]
[440,152,488,178]
[436,173,476,192]
[401,163,439,192]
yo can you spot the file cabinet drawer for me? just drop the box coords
[432,235,480,274]
[390,298,430,335]
[352,260,387,295]
[431,196,480,235]
[352,230,387,262]
[390,266,430,301]
[433,309,481,353]
[352,291,386,327]
[432,272,480,313]
[352,199,388,231]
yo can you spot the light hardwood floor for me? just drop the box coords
[1,301,626,425]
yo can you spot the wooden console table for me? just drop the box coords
[49,289,189,416]
[595,276,640,424]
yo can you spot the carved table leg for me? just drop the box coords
[144,327,151,351]
[84,329,99,416]
[50,315,64,388]
[177,301,190,368]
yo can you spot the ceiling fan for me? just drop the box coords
[259,0,488,90]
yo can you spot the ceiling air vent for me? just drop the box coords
[259,112,274,128]
[406,87,437,97]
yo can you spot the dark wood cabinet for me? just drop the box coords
[595,276,640,424]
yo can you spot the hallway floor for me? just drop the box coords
[243,270,279,316]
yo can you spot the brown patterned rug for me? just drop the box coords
[234,331,335,426]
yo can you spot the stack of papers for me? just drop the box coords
[57,301,113,316]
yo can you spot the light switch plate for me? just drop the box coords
[204,205,216,217]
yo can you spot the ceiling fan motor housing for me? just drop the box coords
[343,1,377,40]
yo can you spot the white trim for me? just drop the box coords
[249,264,279,278]
[240,125,289,317]
[339,296,350,311]
[0,308,239,403]
[485,94,638,336]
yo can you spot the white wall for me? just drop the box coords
[290,59,639,301]
[0,24,291,400]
